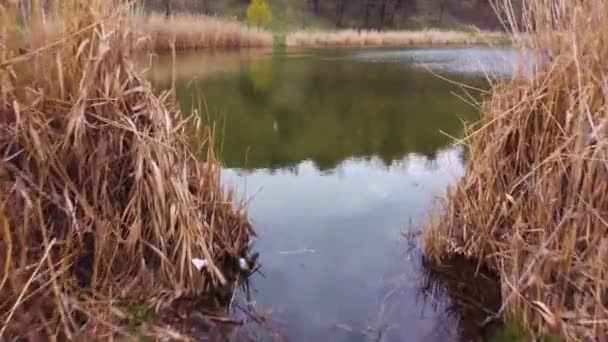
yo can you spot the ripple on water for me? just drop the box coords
[352,47,532,78]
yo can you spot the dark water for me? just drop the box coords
[150,48,506,341]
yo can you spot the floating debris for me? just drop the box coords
[192,258,209,271]
[237,252,260,273]
[238,258,250,271]
[277,248,316,255]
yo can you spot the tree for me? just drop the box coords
[438,0,447,22]
[335,0,347,27]
[163,0,171,18]
[363,0,373,28]
[247,0,272,28]
[387,0,415,27]
[201,0,211,14]
[379,0,389,28]
[308,0,320,14]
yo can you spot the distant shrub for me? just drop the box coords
[246,0,271,28]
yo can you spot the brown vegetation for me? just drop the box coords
[425,0,608,340]
[286,29,506,47]
[0,1,252,339]
[134,13,273,51]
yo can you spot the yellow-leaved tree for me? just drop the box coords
[246,0,271,28]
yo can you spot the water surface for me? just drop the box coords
[353,46,524,77]
[150,47,505,341]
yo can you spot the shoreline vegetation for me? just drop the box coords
[131,13,506,51]
[425,0,608,340]
[134,13,273,51]
[0,1,253,340]
[285,29,507,47]
[22,12,509,53]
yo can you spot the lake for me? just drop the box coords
[149,47,512,341]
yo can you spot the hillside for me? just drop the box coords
[141,0,514,31]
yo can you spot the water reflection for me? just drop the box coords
[417,256,503,341]
[224,149,466,342]
[353,47,528,78]
[152,48,484,171]
[153,47,498,341]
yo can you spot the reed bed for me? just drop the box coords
[425,0,608,340]
[134,13,273,51]
[286,29,507,48]
[0,1,252,339]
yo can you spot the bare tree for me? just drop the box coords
[387,0,406,26]
[163,0,171,18]
[335,0,347,27]
[379,0,389,28]
[309,0,320,14]
[363,0,373,28]
[438,0,447,22]
[202,0,211,14]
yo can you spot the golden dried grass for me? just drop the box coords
[286,29,507,48]
[134,13,273,51]
[0,0,252,339]
[425,0,608,340]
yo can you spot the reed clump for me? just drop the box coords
[286,29,507,48]
[134,13,273,51]
[0,1,252,339]
[425,0,608,340]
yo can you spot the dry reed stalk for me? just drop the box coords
[425,0,608,340]
[285,29,507,48]
[0,0,252,339]
[133,13,273,51]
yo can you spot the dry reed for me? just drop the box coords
[425,0,608,340]
[134,13,273,51]
[0,0,252,339]
[286,29,507,48]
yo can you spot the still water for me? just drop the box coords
[150,47,510,341]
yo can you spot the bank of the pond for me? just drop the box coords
[0,2,253,340]
[27,13,508,52]
[426,0,608,340]
[286,29,508,48]
[132,13,506,51]
[134,13,273,51]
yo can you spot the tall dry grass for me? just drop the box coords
[286,29,507,47]
[134,13,273,51]
[0,1,252,339]
[425,0,608,340]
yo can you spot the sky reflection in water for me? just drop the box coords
[156,47,515,341]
